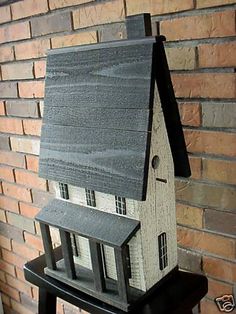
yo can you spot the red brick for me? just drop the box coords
[200,299,219,314]
[39,100,44,117]
[1,293,11,307]
[5,100,39,118]
[49,0,94,9]
[23,119,42,136]
[15,169,47,191]
[57,302,65,314]
[32,286,38,301]
[202,158,236,185]
[0,82,18,98]
[2,248,27,268]
[51,31,98,48]
[0,259,15,276]
[11,0,48,20]
[0,151,25,168]
[207,278,233,300]
[197,0,236,8]
[19,202,40,218]
[0,209,6,222]
[179,103,201,127]
[73,0,125,29]
[0,46,14,63]
[176,203,203,228]
[0,101,5,115]
[31,11,71,37]
[0,279,20,301]
[172,73,235,99]
[15,267,25,281]
[177,227,235,259]
[11,299,35,314]
[166,47,196,70]
[26,155,39,172]
[175,179,236,213]
[0,21,30,44]
[184,129,236,157]
[11,137,40,155]
[160,11,235,41]
[203,256,236,282]
[2,182,32,202]
[18,81,45,98]
[0,5,11,24]
[34,60,46,78]
[0,134,10,150]
[0,195,19,213]
[0,166,15,182]
[0,270,6,282]
[15,39,50,60]
[0,234,11,250]
[6,274,32,297]
[126,0,194,15]
[6,211,35,233]
[199,42,236,68]
[1,62,34,80]
[24,232,44,252]
[0,117,23,134]
[12,241,39,260]
[189,156,202,179]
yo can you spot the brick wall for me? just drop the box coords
[0,0,235,313]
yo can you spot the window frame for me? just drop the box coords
[158,232,168,270]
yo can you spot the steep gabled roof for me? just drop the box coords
[39,36,190,201]
[39,37,156,201]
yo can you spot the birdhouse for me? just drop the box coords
[36,14,191,312]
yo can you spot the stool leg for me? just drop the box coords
[39,288,56,314]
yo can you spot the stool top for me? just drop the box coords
[24,247,208,314]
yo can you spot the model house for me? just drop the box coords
[36,23,190,311]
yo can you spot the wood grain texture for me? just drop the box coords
[115,248,129,303]
[40,223,57,270]
[45,259,143,311]
[44,107,150,132]
[126,14,152,39]
[89,240,106,292]
[36,199,140,248]
[39,124,151,200]
[59,230,76,279]
[39,38,156,201]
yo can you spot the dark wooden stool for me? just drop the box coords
[24,247,207,314]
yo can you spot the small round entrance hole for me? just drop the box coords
[152,155,160,169]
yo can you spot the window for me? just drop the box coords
[59,182,69,199]
[115,196,126,215]
[158,232,168,270]
[85,189,96,207]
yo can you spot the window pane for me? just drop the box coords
[115,196,126,215]
[85,189,96,207]
[158,232,168,270]
[59,182,69,199]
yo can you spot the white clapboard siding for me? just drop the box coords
[52,183,139,219]
[103,245,117,280]
[73,236,92,269]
